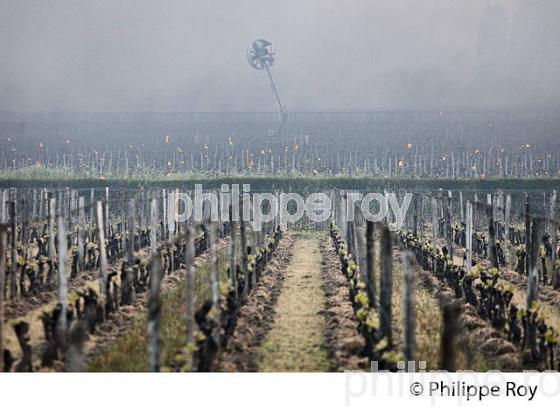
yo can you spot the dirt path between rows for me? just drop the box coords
[257,236,330,371]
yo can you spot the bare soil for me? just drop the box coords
[319,239,368,371]
[257,235,330,371]
[217,235,295,371]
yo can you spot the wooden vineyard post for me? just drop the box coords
[57,209,68,346]
[9,201,16,300]
[0,190,4,223]
[148,250,162,372]
[527,217,544,359]
[77,196,86,271]
[330,190,336,229]
[343,194,351,255]
[120,198,133,306]
[0,224,6,372]
[38,188,44,220]
[120,192,126,258]
[348,216,358,261]
[465,200,473,271]
[138,190,144,239]
[96,201,108,317]
[150,198,158,256]
[104,187,110,239]
[346,196,358,261]
[543,193,549,229]
[339,191,347,240]
[431,197,437,240]
[166,190,175,268]
[64,188,70,232]
[527,218,544,310]
[240,199,249,299]
[229,205,238,298]
[550,191,558,288]
[46,196,56,290]
[550,190,557,225]
[419,195,425,241]
[486,203,498,268]
[383,190,391,226]
[89,188,94,223]
[209,222,219,310]
[127,199,135,264]
[48,197,56,261]
[552,220,559,289]
[379,225,393,346]
[171,188,180,271]
[274,191,280,231]
[69,189,76,231]
[334,189,342,231]
[31,190,38,239]
[472,193,478,232]
[524,194,531,276]
[162,189,167,240]
[504,194,512,266]
[366,220,377,307]
[440,304,459,372]
[21,194,29,248]
[354,204,368,293]
[255,220,263,251]
[218,188,226,237]
[459,191,464,223]
[401,251,415,369]
[445,191,453,259]
[185,225,196,370]
[412,196,418,237]
[497,190,504,239]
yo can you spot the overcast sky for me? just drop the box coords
[1,0,559,111]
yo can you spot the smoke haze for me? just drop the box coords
[1,0,559,111]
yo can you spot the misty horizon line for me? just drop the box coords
[2,105,560,115]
